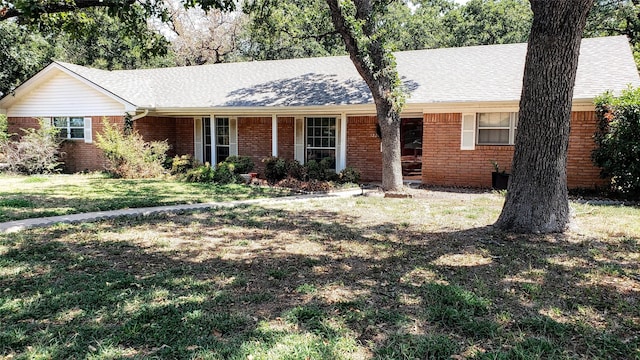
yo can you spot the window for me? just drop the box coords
[201,117,230,164]
[53,117,85,139]
[216,117,230,162]
[306,117,336,167]
[203,118,212,164]
[477,112,518,145]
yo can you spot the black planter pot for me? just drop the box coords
[492,172,510,190]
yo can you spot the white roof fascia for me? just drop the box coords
[422,101,521,114]
[0,62,138,112]
[144,104,378,117]
[422,99,595,113]
[571,98,598,111]
[143,103,468,118]
[141,99,596,118]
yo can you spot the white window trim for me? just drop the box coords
[305,116,338,169]
[51,116,91,143]
[476,112,518,146]
[212,116,234,165]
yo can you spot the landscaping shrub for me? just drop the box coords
[0,114,8,144]
[184,162,243,184]
[262,156,290,183]
[185,164,215,183]
[263,156,357,184]
[212,161,243,184]
[0,114,8,164]
[224,155,254,174]
[287,159,306,180]
[0,118,62,174]
[593,87,640,197]
[338,166,361,184]
[96,121,169,179]
[305,158,338,181]
[170,154,195,175]
[276,178,333,192]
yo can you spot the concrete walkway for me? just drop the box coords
[0,188,363,234]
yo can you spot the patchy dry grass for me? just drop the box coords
[1,190,639,359]
[0,173,289,222]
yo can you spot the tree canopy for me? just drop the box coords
[239,0,533,60]
[0,8,174,96]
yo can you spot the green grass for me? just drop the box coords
[1,191,639,359]
[0,173,290,222]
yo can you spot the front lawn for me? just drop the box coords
[0,173,290,222]
[1,191,639,359]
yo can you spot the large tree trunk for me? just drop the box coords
[495,0,594,233]
[325,0,404,192]
[377,101,403,191]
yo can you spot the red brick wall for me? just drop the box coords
[8,116,123,173]
[174,118,194,157]
[238,117,272,174]
[346,116,382,182]
[7,117,40,140]
[60,116,124,173]
[134,116,178,157]
[277,117,294,160]
[421,111,606,189]
[567,111,607,189]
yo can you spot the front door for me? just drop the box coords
[401,118,423,179]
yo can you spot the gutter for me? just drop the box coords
[130,109,149,121]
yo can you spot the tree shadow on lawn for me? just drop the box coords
[0,180,287,222]
[1,204,638,359]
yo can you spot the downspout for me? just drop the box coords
[124,109,148,134]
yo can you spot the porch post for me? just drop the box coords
[272,114,278,157]
[339,112,347,171]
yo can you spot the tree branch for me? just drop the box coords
[325,0,379,98]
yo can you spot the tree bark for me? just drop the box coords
[377,99,404,192]
[495,0,594,233]
[325,0,404,191]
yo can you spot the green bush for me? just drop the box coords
[95,120,169,179]
[0,118,62,174]
[262,156,289,183]
[263,156,345,183]
[338,166,361,184]
[212,161,242,184]
[184,161,243,184]
[185,164,215,183]
[0,114,8,144]
[225,155,255,174]
[171,154,195,175]
[305,158,338,181]
[0,114,8,164]
[593,87,640,197]
[287,159,306,180]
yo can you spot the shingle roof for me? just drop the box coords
[56,36,639,109]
